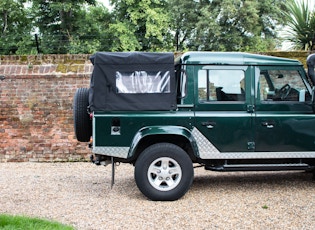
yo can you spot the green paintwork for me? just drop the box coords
[94,111,194,147]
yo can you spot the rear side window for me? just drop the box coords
[198,68,245,102]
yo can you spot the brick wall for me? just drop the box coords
[0,54,93,162]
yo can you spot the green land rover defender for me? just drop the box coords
[74,52,315,201]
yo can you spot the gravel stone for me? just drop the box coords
[1,162,315,229]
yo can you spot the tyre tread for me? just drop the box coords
[73,88,92,142]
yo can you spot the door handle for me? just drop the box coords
[261,121,275,129]
[201,121,216,129]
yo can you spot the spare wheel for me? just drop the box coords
[73,88,92,142]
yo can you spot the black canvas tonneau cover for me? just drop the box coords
[89,52,176,111]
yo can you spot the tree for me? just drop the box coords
[31,0,96,54]
[168,0,200,51]
[170,0,288,52]
[109,0,172,51]
[0,0,33,54]
[108,21,141,51]
[285,0,315,51]
[68,3,112,53]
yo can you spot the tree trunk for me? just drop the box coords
[2,10,8,35]
[312,32,315,51]
[175,30,179,51]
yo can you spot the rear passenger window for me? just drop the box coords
[198,68,245,102]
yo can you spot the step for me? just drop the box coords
[205,163,314,172]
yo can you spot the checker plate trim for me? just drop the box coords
[93,147,129,158]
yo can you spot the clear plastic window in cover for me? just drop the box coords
[116,71,171,94]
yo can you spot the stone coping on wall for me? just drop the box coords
[0,54,91,65]
[0,51,310,77]
[0,64,93,77]
[0,54,93,77]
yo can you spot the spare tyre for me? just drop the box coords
[73,88,92,142]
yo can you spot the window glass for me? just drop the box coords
[259,69,311,102]
[198,69,245,102]
[116,71,170,94]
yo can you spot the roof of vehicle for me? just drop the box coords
[176,52,302,66]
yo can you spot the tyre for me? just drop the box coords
[135,143,194,201]
[73,88,92,142]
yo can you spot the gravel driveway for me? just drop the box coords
[1,162,315,229]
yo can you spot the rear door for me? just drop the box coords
[194,65,254,153]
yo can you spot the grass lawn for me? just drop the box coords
[0,214,74,230]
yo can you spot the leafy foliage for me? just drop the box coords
[0,0,33,54]
[177,0,288,51]
[109,0,172,51]
[31,0,97,53]
[0,0,300,54]
[285,0,315,51]
[168,0,200,51]
[68,4,112,53]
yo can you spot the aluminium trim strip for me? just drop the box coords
[205,151,315,159]
[222,163,309,168]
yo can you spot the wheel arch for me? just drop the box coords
[128,126,197,163]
